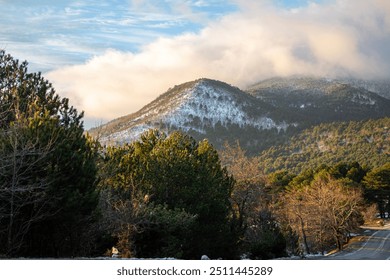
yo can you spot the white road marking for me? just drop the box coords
[342,230,380,257]
[375,231,390,253]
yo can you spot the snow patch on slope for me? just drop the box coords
[100,80,290,145]
[352,93,376,105]
[162,81,287,131]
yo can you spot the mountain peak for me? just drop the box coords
[91,78,292,146]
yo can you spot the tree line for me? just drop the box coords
[1,51,389,259]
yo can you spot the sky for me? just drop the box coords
[1,0,390,128]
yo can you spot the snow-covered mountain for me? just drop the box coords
[90,76,390,153]
[247,76,390,125]
[91,78,295,146]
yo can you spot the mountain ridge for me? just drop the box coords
[89,76,390,153]
[246,76,390,125]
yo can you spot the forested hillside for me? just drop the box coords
[258,118,389,174]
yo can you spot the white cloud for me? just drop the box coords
[47,0,390,127]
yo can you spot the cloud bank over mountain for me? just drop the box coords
[47,0,390,126]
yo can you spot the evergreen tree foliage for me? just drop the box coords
[99,129,236,259]
[363,163,390,218]
[0,51,98,257]
[258,118,389,174]
[246,209,287,260]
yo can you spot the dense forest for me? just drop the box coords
[258,118,389,174]
[1,51,389,259]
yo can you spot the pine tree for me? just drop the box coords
[363,163,390,218]
[0,51,99,257]
[99,130,236,259]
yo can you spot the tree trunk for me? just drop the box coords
[7,136,18,254]
[299,216,310,255]
[333,228,343,251]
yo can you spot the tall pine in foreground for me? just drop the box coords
[0,50,99,257]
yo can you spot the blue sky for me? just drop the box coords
[1,0,389,128]
[0,0,320,72]
[1,0,238,71]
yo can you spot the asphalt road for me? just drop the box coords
[326,224,390,260]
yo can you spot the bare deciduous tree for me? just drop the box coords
[0,116,60,255]
[220,142,265,231]
[219,142,288,259]
[280,174,364,254]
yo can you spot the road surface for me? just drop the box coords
[326,223,390,260]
